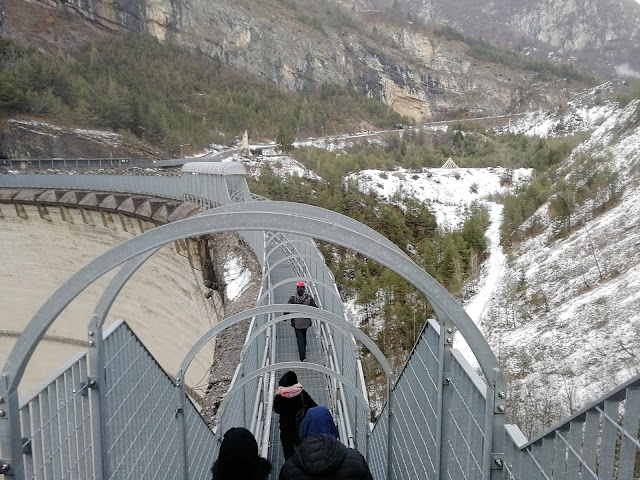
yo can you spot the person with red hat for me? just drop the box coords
[287,281,318,362]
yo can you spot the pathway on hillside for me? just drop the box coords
[456,202,505,369]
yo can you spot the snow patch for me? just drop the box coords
[347,167,532,230]
[224,256,251,301]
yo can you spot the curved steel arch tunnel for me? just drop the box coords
[0,201,507,480]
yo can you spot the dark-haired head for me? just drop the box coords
[279,371,298,387]
[211,427,271,480]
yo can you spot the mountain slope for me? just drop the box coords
[369,0,640,77]
[485,96,640,435]
[341,83,640,436]
[0,0,588,122]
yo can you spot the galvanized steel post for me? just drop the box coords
[175,368,189,480]
[386,378,394,480]
[0,377,21,479]
[436,315,455,480]
[87,315,107,480]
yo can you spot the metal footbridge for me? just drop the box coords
[0,162,639,480]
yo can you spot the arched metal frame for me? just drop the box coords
[262,253,329,282]
[217,362,370,419]
[2,200,505,397]
[0,201,506,479]
[257,277,340,305]
[236,309,394,383]
[176,305,391,383]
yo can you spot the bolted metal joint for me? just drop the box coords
[88,379,98,389]
[0,462,10,474]
[494,458,503,467]
[497,404,506,413]
[0,409,5,417]
[498,391,506,399]
[446,337,453,344]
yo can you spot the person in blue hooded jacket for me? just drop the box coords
[279,406,373,480]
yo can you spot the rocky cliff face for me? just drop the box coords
[387,0,640,77]
[3,0,574,121]
[0,119,161,160]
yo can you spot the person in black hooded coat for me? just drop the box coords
[211,427,271,480]
[273,371,318,460]
[279,406,373,480]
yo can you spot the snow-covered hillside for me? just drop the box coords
[229,80,639,437]
[329,82,639,436]
[486,95,640,434]
[346,166,532,229]
[362,84,639,435]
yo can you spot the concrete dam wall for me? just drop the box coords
[0,189,222,403]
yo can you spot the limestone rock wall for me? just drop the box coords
[399,0,640,76]
[24,0,571,121]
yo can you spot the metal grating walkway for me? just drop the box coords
[265,248,332,476]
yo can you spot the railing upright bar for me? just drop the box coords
[540,437,554,477]
[565,421,583,480]
[436,316,454,480]
[0,378,21,479]
[386,379,394,480]
[618,387,640,478]
[87,316,106,480]
[598,400,619,480]
[552,429,568,480]
[581,411,599,474]
[260,324,277,459]
[175,368,188,480]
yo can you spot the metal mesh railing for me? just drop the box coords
[0,174,183,199]
[440,351,486,479]
[5,162,639,479]
[18,353,94,480]
[368,403,389,479]
[102,322,185,479]
[367,318,491,480]
[503,371,640,480]
[185,402,218,480]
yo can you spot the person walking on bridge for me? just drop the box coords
[210,427,271,480]
[273,371,318,460]
[288,281,318,362]
[279,406,374,480]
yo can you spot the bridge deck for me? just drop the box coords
[265,261,331,477]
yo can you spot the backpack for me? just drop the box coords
[294,394,308,435]
[290,295,312,329]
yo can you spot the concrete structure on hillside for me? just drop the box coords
[0,189,220,398]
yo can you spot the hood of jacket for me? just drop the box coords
[293,434,347,476]
[299,406,339,441]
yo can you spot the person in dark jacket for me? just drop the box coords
[279,406,374,480]
[273,371,318,460]
[287,281,318,361]
[211,427,271,480]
